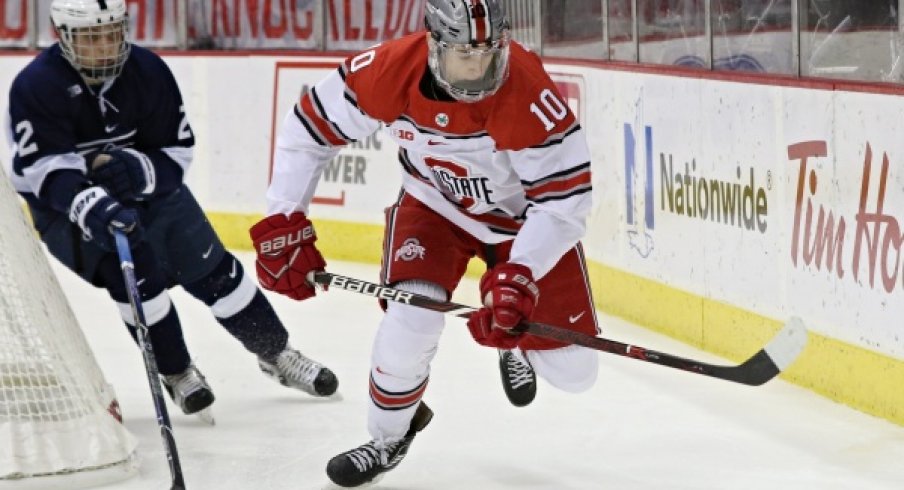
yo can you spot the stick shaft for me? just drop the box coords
[310,271,804,386]
[113,231,186,489]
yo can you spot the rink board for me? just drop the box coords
[2,51,904,425]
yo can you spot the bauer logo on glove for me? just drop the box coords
[250,213,325,301]
[257,225,315,256]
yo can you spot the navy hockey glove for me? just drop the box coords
[69,186,143,251]
[250,212,326,301]
[467,262,539,349]
[89,149,156,201]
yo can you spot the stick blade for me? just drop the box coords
[731,316,808,386]
[764,316,808,371]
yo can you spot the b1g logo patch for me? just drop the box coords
[394,238,426,262]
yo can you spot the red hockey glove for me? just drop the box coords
[250,212,326,301]
[466,262,539,349]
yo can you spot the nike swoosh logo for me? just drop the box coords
[568,311,586,323]
[228,259,238,279]
[105,124,118,133]
[427,140,447,146]
[201,243,214,259]
[136,278,146,287]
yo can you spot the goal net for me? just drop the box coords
[0,168,138,488]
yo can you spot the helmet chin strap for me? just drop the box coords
[73,59,120,85]
[79,69,107,86]
[78,66,110,86]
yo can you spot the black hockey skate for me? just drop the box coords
[258,346,338,396]
[326,402,434,487]
[498,349,536,407]
[161,363,215,415]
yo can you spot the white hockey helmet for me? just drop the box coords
[424,0,511,103]
[50,0,131,83]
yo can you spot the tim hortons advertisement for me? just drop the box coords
[782,90,904,359]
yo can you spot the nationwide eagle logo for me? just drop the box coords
[624,123,655,258]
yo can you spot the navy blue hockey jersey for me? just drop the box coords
[6,43,193,212]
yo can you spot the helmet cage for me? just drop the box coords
[52,1,131,83]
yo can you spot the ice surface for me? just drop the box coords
[47,253,904,490]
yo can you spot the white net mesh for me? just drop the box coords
[0,169,137,486]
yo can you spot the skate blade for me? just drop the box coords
[196,407,215,426]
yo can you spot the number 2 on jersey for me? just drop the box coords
[178,105,193,140]
[14,120,38,158]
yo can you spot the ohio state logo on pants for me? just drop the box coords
[394,238,426,262]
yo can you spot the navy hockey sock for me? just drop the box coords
[97,244,192,376]
[218,291,289,360]
[124,305,191,376]
[183,253,289,360]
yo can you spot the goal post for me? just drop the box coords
[0,167,138,488]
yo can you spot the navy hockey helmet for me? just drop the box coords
[424,0,511,102]
[50,0,131,83]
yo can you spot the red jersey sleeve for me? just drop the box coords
[487,44,579,151]
[341,33,430,124]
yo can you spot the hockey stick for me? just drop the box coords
[113,230,187,490]
[308,271,807,386]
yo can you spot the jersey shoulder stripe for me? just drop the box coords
[310,86,353,141]
[296,87,352,147]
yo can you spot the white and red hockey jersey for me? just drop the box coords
[267,33,592,279]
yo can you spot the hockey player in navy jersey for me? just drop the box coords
[5,0,337,418]
[251,0,600,486]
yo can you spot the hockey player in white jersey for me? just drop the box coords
[250,0,599,486]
